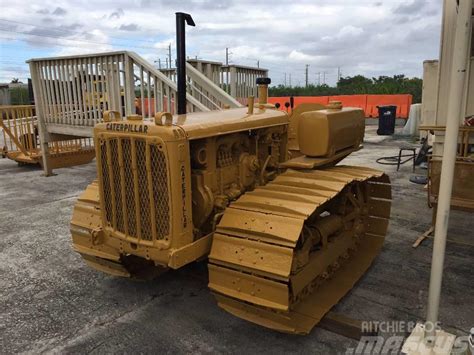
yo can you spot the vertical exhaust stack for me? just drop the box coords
[176,12,195,115]
[256,77,271,105]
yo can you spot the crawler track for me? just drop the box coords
[208,165,391,334]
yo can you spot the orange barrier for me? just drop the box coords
[365,94,412,118]
[268,96,330,111]
[138,95,412,118]
[269,94,412,118]
[328,95,367,111]
[294,96,330,106]
[267,97,291,109]
[135,97,175,116]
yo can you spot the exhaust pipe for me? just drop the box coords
[256,77,271,105]
[176,12,195,115]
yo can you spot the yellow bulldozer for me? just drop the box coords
[70,12,391,335]
[71,78,391,334]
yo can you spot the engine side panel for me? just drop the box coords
[190,125,288,235]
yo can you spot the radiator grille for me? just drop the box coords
[150,145,170,239]
[98,137,170,243]
[122,139,137,237]
[110,139,124,233]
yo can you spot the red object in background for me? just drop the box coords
[294,96,330,106]
[328,95,368,111]
[268,97,291,110]
[137,94,413,119]
[269,94,412,118]
[135,97,176,116]
[365,94,412,118]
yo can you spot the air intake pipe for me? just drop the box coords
[256,77,271,105]
[176,12,195,115]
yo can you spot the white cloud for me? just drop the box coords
[288,50,323,62]
[0,0,443,85]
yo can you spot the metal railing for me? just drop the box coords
[0,105,93,162]
[221,64,268,102]
[161,61,267,105]
[28,51,217,130]
[159,63,242,110]
[0,105,39,158]
[26,51,248,174]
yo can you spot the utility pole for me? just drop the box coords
[337,67,342,82]
[284,73,287,86]
[225,47,229,92]
[305,64,309,87]
[316,72,321,86]
[322,71,327,85]
[168,43,172,68]
[257,60,259,68]
[289,73,291,87]
[158,58,161,69]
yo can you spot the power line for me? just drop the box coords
[0,27,163,51]
[0,33,107,52]
[305,64,309,87]
[225,47,230,65]
[0,18,169,47]
[322,71,328,85]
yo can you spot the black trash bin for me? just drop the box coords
[377,105,397,135]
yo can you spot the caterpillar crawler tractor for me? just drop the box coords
[70,13,391,335]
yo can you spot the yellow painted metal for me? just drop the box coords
[208,166,391,334]
[168,234,213,269]
[209,233,294,279]
[215,208,303,247]
[288,103,326,152]
[298,107,365,157]
[0,104,95,168]
[70,91,392,334]
[208,264,290,311]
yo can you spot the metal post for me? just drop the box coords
[225,47,229,93]
[229,66,237,98]
[305,64,309,87]
[175,12,195,115]
[425,0,472,342]
[168,44,172,69]
[28,61,53,176]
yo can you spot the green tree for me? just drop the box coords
[268,74,423,103]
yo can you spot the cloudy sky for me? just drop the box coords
[0,0,442,86]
